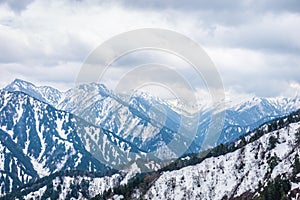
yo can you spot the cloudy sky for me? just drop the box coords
[0,0,300,99]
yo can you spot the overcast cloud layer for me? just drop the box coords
[0,0,299,98]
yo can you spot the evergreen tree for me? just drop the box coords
[295,128,300,144]
[268,135,278,149]
[267,154,279,170]
[293,154,300,175]
[257,176,291,200]
[278,118,284,128]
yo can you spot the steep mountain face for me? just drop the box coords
[5,80,182,158]
[94,110,300,200]
[0,90,146,196]
[58,84,185,157]
[4,79,300,156]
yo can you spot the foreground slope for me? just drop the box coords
[0,170,122,200]
[146,122,300,199]
[95,109,300,200]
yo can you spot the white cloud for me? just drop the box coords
[0,0,299,98]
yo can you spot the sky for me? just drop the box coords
[0,0,300,99]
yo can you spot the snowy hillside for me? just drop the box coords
[2,170,122,200]
[95,109,300,199]
[146,122,300,199]
[0,90,146,196]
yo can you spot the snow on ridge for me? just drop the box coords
[145,122,300,200]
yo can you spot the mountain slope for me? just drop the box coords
[0,90,146,196]
[58,83,185,157]
[94,109,300,199]
[0,170,122,200]
[5,80,184,158]
[196,96,300,149]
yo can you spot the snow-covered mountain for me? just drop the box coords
[194,95,300,151]
[3,108,300,199]
[0,90,147,196]
[93,109,300,200]
[4,79,300,155]
[5,80,185,158]
[1,79,300,199]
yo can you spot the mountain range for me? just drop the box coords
[5,79,300,152]
[1,79,300,199]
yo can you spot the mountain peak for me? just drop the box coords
[7,78,36,89]
[13,78,29,83]
[4,79,63,106]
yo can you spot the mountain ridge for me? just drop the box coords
[4,79,300,155]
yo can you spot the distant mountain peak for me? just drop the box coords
[7,78,35,89]
[12,78,30,83]
[74,82,111,96]
[5,79,63,106]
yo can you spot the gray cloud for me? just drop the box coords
[0,0,34,13]
[101,0,300,56]
[112,0,300,13]
[210,14,300,55]
[112,0,300,25]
